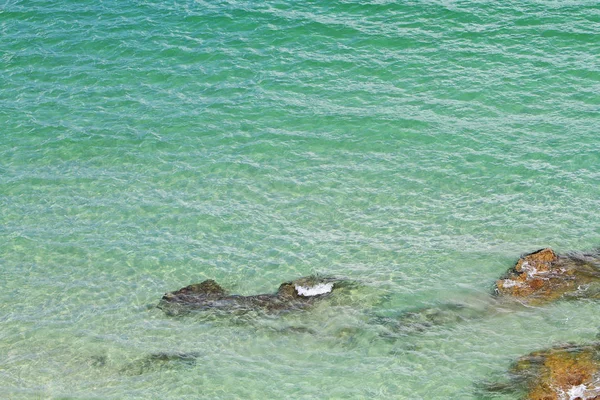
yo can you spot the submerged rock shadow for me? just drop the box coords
[373,300,498,340]
[120,352,202,376]
[87,351,202,376]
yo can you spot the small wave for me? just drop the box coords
[294,282,334,297]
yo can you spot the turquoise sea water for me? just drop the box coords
[1,0,600,398]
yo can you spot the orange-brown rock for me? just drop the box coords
[509,343,600,400]
[495,248,600,304]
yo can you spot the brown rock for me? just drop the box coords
[495,248,600,304]
[509,343,600,400]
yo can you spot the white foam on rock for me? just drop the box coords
[294,282,334,297]
[502,279,522,288]
[562,383,600,400]
[520,261,554,279]
[567,384,588,400]
[521,261,539,278]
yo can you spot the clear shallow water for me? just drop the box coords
[1,0,600,398]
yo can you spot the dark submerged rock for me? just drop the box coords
[90,355,107,368]
[484,343,600,399]
[122,352,201,375]
[495,248,600,305]
[158,276,341,315]
[374,302,491,338]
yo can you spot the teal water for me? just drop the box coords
[1,0,600,398]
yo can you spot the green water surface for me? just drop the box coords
[1,0,600,398]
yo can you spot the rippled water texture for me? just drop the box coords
[1,0,600,398]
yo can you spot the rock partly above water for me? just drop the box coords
[377,248,600,338]
[158,276,341,315]
[495,248,600,305]
[486,343,600,400]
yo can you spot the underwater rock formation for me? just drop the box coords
[486,343,600,400]
[158,276,341,315]
[495,248,600,305]
[122,352,201,375]
[374,301,492,338]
